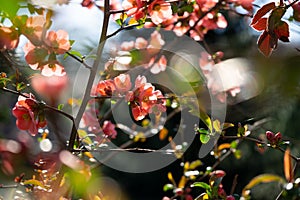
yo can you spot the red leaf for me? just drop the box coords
[268,7,286,33]
[251,17,267,31]
[251,2,276,25]
[257,31,272,57]
[274,21,289,42]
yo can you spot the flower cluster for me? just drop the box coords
[121,0,172,25]
[12,94,47,136]
[115,0,254,41]
[109,30,167,74]
[95,74,166,121]
[22,15,70,76]
[126,75,166,121]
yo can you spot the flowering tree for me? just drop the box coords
[1,0,300,199]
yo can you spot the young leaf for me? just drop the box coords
[57,104,64,110]
[242,174,285,197]
[191,182,210,190]
[251,2,276,25]
[23,179,46,189]
[257,31,272,57]
[199,110,212,132]
[163,183,174,192]
[200,134,210,144]
[252,17,267,31]
[284,148,294,182]
[77,129,93,145]
[274,21,289,42]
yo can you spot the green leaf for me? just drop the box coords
[69,40,75,46]
[0,0,21,17]
[64,50,82,60]
[242,174,285,197]
[16,82,27,91]
[199,110,212,132]
[191,182,210,190]
[198,128,208,134]
[78,129,93,145]
[213,120,221,133]
[57,104,64,111]
[234,149,242,159]
[230,140,238,149]
[200,134,210,144]
[115,18,122,26]
[182,4,194,13]
[163,183,174,192]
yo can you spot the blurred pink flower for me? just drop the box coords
[148,55,167,74]
[31,74,68,103]
[0,27,19,51]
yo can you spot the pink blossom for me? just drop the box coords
[148,31,165,54]
[114,74,132,93]
[121,41,135,51]
[148,55,167,74]
[40,61,66,76]
[23,15,46,46]
[122,0,144,16]
[135,37,148,49]
[148,0,172,25]
[31,74,68,103]
[45,30,70,54]
[102,120,117,139]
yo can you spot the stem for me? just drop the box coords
[66,51,92,69]
[106,23,141,39]
[71,0,111,149]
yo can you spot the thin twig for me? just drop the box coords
[66,51,92,69]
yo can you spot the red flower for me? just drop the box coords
[126,75,166,121]
[102,120,117,139]
[96,79,116,96]
[12,94,46,136]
